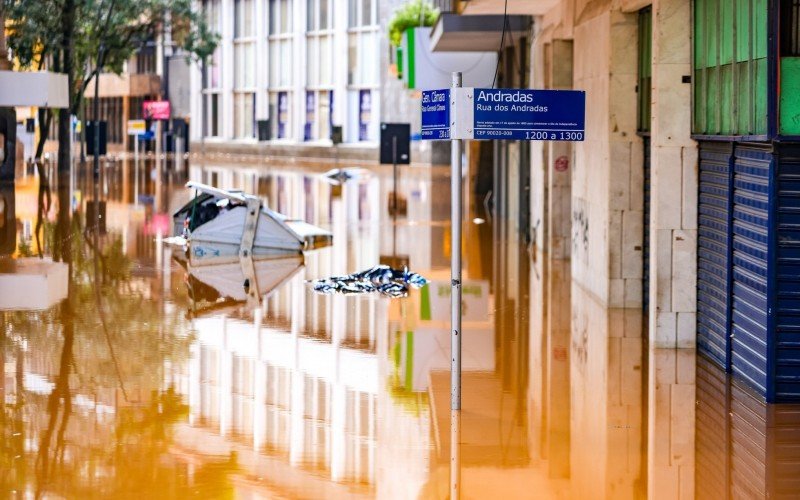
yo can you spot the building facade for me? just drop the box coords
[191,0,388,149]
[430,0,800,404]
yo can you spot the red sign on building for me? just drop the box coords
[143,100,170,120]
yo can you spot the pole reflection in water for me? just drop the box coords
[450,409,461,500]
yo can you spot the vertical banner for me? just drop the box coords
[304,91,315,141]
[359,89,371,141]
[277,91,288,138]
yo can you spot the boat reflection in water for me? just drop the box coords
[177,253,305,318]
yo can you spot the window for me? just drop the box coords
[233,0,256,138]
[693,0,768,136]
[203,0,223,138]
[269,91,292,139]
[269,0,292,35]
[303,90,331,141]
[210,94,220,136]
[234,0,254,38]
[306,0,334,141]
[347,0,379,87]
[203,0,222,89]
[233,0,256,88]
[347,0,378,141]
[85,97,124,144]
[306,0,333,88]
[269,0,293,138]
[133,43,156,74]
[234,92,255,138]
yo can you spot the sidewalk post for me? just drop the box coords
[451,71,463,412]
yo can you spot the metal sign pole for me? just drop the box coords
[392,135,398,222]
[451,70,463,411]
[449,71,463,500]
[134,136,139,205]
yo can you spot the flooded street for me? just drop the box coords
[1,157,797,499]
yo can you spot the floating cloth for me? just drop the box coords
[309,265,428,298]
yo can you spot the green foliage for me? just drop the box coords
[3,0,220,112]
[387,0,439,47]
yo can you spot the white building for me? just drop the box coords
[191,0,386,148]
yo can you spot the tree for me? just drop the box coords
[3,0,219,170]
[387,0,439,47]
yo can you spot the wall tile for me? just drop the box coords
[671,229,696,312]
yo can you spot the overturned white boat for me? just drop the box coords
[172,182,332,266]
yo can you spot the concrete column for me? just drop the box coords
[529,25,547,253]
[293,0,305,141]
[648,0,697,347]
[221,0,234,139]
[255,0,267,120]
[332,0,348,131]
[647,349,696,500]
[547,40,574,261]
[572,10,642,308]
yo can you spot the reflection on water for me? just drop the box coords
[2,157,800,498]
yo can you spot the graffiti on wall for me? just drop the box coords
[572,205,589,254]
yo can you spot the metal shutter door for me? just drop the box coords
[698,141,734,368]
[731,144,772,396]
[774,144,800,401]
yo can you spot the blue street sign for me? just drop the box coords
[473,88,585,141]
[138,130,154,140]
[421,89,450,140]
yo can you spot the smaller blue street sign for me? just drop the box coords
[421,89,450,140]
[473,88,585,141]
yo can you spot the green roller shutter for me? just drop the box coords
[693,0,768,136]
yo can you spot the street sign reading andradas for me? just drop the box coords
[422,88,585,142]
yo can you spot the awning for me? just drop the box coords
[429,13,531,52]
[0,70,69,108]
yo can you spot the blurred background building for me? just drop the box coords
[188,0,431,162]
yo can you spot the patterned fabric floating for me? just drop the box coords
[309,265,428,298]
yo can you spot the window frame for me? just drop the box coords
[202,0,223,138]
[346,0,379,89]
[268,0,294,91]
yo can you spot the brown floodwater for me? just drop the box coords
[1,156,798,499]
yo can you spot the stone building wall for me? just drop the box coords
[531,0,696,347]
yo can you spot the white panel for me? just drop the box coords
[0,71,69,108]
